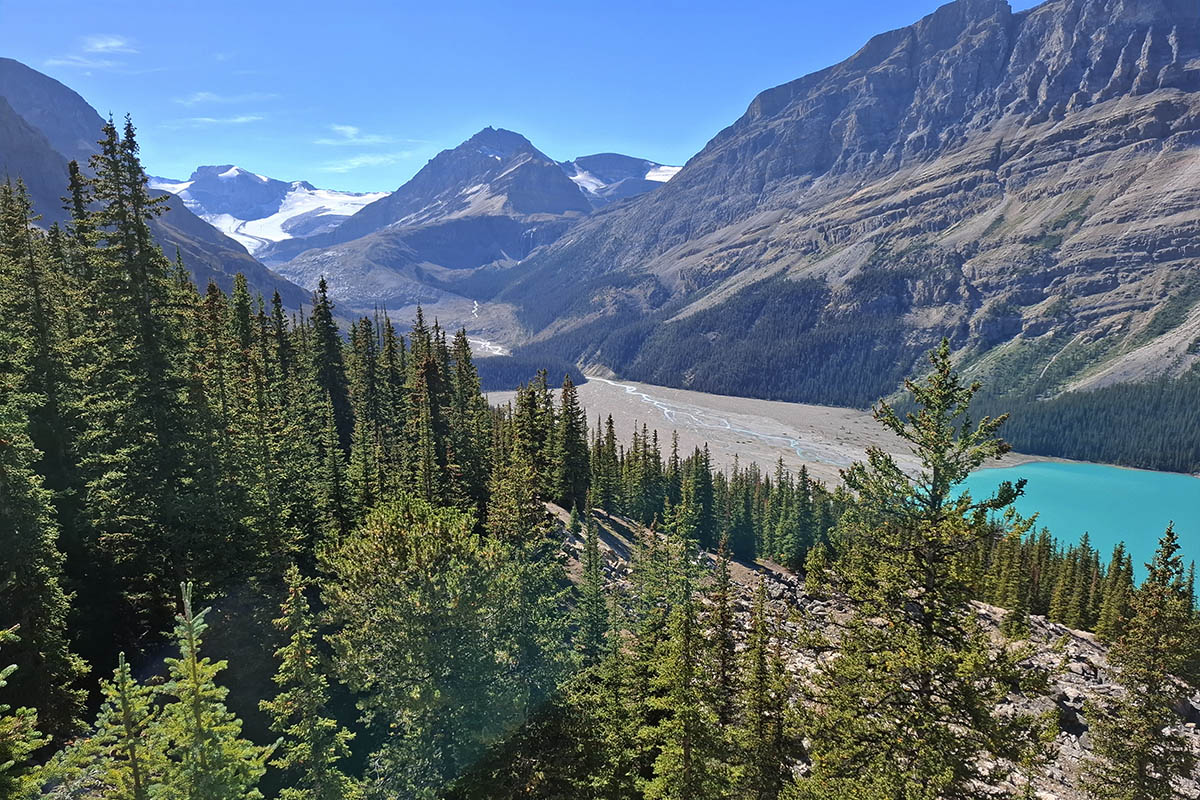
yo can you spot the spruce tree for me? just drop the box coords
[324,497,513,797]
[642,541,727,800]
[797,341,1047,800]
[1095,544,1133,642]
[1084,525,1200,800]
[261,566,358,800]
[53,653,164,800]
[309,279,351,451]
[158,583,272,800]
[706,537,738,730]
[0,276,86,737]
[446,329,491,512]
[0,629,44,799]
[576,517,608,666]
[555,375,591,511]
[738,580,790,800]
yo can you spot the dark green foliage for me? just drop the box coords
[323,495,568,799]
[555,375,591,512]
[576,517,608,666]
[0,182,86,740]
[0,629,44,798]
[972,374,1200,473]
[260,567,358,800]
[157,583,273,799]
[3,112,1198,800]
[1084,526,1200,800]
[798,341,1049,800]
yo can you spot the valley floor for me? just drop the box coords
[488,373,1051,483]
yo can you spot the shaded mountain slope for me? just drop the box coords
[498,0,1200,411]
[0,57,306,305]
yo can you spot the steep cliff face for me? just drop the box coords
[503,0,1200,407]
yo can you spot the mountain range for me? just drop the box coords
[5,0,1200,429]
[254,128,679,327]
[0,55,679,326]
[149,167,388,255]
[486,0,1200,412]
[0,57,308,306]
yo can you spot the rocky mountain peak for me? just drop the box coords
[463,126,543,161]
[497,0,1200,412]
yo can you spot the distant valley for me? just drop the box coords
[4,0,1200,473]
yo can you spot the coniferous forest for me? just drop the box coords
[2,119,1199,799]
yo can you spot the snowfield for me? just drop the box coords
[151,173,387,254]
[199,185,388,253]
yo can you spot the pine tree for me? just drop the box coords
[568,601,637,800]
[738,580,790,800]
[158,583,272,800]
[261,566,358,800]
[555,375,591,511]
[642,541,727,800]
[706,537,738,730]
[576,517,608,666]
[71,117,223,652]
[446,330,491,512]
[346,318,381,516]
[797,341,1047,800]
[324,496,515,797]
[55,653,164,800]
[1084,525,1200,800]
[1095,544,1133,642]
[309,278,351,451]
[0,628,44,799]
[0,254,86,737]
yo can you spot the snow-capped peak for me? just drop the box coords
[150,167,389,254]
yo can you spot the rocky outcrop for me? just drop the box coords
[553,505,1200,800]
[499,0,1200,407]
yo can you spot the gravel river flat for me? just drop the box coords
[488,374,1044,485]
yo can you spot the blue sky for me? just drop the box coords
[5,0,1040,192]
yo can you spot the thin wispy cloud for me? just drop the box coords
[319,152,416,173]
[174,91,278,106]
[83,35,138,54]
[314,124,394,146]
[164,114,267,129]
[44,55,118,69]
[46,34,137,70]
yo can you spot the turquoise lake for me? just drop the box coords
[960,461,1200,578]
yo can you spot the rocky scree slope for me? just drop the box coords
[500,0,1200,409]
[550,504,1200,800]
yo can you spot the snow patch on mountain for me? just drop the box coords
[644,165,680,182]
[151,169,387,254]
[202,185,388,252]
[558,153,681,207]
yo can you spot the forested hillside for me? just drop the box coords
[2,119,1198,799]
